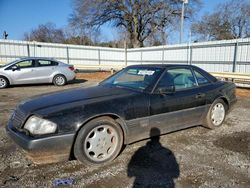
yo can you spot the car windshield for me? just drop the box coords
[100,67,163,91]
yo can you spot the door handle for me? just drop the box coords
[195,93,205,99]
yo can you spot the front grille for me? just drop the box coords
[12,107,27,129]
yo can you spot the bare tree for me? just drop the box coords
[63,27,94,45]
[24,23,66,43]
[192,0,250,41]
[69,0,200,48]
[23,22,95,45]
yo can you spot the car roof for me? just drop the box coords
[16,57,58,61]
[127,64,197,69]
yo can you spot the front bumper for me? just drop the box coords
[6,122,75,164]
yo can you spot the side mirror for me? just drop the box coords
[11,65,19,71]
[158,85,175,94]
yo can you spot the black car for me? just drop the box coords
[6,64,236,165]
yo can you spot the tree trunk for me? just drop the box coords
[132,38,143,48]
[129,33,143,48]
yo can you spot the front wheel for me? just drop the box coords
[204,99,227,129]
[53,74,67,86]
[74,117,123,166]
[0,76,9,89]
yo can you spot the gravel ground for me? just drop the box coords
[0,79,250,188]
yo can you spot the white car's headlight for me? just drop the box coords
[24,116,57,135]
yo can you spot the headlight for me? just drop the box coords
[24,116,57,135]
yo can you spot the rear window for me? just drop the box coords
[193,70,210,85]
[37,60,58,67]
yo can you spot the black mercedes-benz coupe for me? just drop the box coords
[6,64,236,165]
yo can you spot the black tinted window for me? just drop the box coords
[156,72,174,88]
[193,70,210,85]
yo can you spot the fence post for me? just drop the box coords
[140,51,143,64]
[33,41,36,56]
[98,49,101,70]
[27,44,30,57]
[187,43,190,64]
[162,47,165,64]
[232,41,238,72]
[124,42,127,66]
[189,45,193,65]
[66,46,69,64]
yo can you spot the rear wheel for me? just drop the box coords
[74,117,123,166]
[204,99,227,129]
[53,74,67,86]
[0,76,9,89]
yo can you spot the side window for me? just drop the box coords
[156,72,174,88]
[52,61,59,66]
[193,70,210,85]
[37,60,58,67]
[15,60,34,68]
[168,68,197,90]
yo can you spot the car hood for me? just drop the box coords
[18,85,135,113]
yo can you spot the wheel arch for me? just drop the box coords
[0,75,11,85]
[216,96,229,110]
[69,113,128,160]
[51,73,67,83]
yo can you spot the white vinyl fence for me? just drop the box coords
[0,38,250,73]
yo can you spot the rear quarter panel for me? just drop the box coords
[50,65,76,82]
[206,81,236,107]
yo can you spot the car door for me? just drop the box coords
[33,59,58,83]
[192,67,216,108]
[149,67,207,134]
[7,59,37,84]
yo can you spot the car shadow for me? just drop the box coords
[127,128,180,188]
[68,78,87,84]
[8,79,87,88]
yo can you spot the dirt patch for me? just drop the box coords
[236,88,250,98]
[214,132,250,157]
[76,71,111,81]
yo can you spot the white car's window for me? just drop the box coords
[15,60,34,68]
[37,60,58,67]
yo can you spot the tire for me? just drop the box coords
[53,74,67,86]
[204,99,228,129]
[0,76,9,89]
[74,117,123,166]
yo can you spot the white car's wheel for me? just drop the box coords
[53,75,67,86]
[0,76,9,89]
